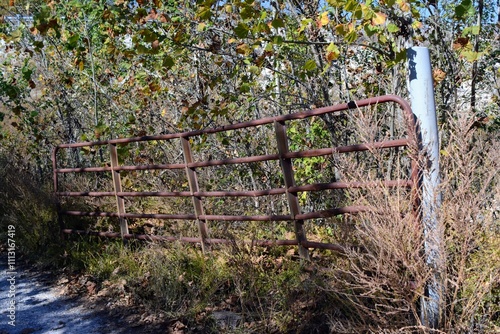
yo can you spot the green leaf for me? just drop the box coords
[67,33,80,50]
[136,44,150,54]
[272,35,283,44]
[461,50,481,62]
[197,6,212,20]
[33,41,44,51]
[240,6,256,20]
[387,23,400,33]
[162,55,175,69]
[7,29,22,42]
[297,18,313,33]
[234,23,250,38]
[455,0,473,19]
[253,22,271,34]
[240,83,251,93]
[139,29,157,43]
[462,25,480,36]
[364,24,379,37]
[345,0,361,11]
[271,18,285,29]
[327,0,346,6]
[345,30,358,43]
[303,59,317,72]
[249,66,260,75]
[22,64,33,81]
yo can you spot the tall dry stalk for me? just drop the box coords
[439,112,499,332]
[322,106,499,332]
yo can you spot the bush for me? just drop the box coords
[0,155,60,264]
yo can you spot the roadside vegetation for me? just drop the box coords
[1,0,499,332]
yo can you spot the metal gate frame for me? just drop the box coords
[52,95,419,257]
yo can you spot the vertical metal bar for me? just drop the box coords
[109,143,129,238]
[52,147,65,239]
[274,121,310,260]
[181,136,209,253]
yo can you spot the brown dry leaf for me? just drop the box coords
[453,37,469,50]
[86,281,97,295]
[168,320,186,334]
[148,9,158,20]
[433,68,446,86]
[159,14,168,23]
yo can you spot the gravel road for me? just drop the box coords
[0,255,136,334]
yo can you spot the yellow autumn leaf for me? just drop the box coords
[397,0,411,12]
[197,22,206,32]
[236,43,251,55]
[372,12,387,25]
[317,12,329,28]
[412,21,423,30]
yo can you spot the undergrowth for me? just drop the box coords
[0,108,498,333]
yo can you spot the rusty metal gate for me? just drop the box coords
[52,95,419,257]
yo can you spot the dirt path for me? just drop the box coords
[0,255,141,334]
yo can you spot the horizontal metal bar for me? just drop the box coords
[62,229,199,242]
[187,138,409,168]
[56,190,287,197]
[56,179,411,198]
[289,180,413,193]
[55,163,185,173]
[288,138,409,158]
[55,138,409,173]
[56,95,413,149]
[62,229,300,245]
[301,240,345,253]
[61,229,345,251]
[61,211,197,220]
[60,205,372,221]
[55,166,111,173]
[56,191,194,197]
[199,214,293,221]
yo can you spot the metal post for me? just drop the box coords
[274,121,310,261]
[181,136,210,253]
[52,147,65,239]
[109,143,129,238]
[407,46,444,329]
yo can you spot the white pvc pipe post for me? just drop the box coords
[407,46,443,329]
